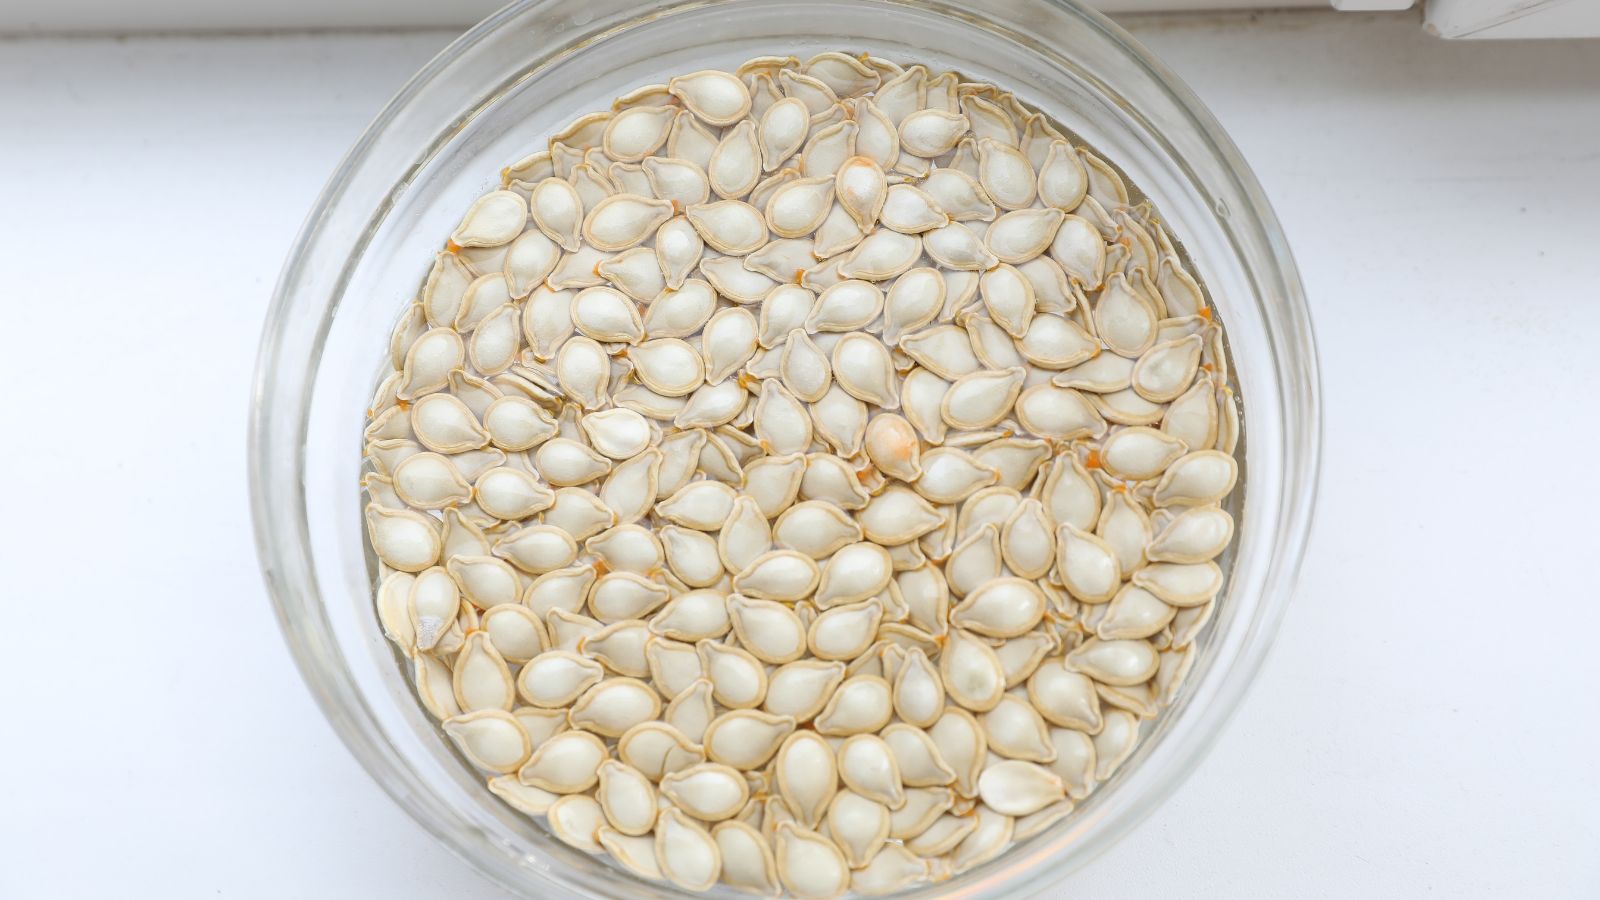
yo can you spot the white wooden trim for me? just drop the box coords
[1425,0,1600,38]
[0,0,1325,35]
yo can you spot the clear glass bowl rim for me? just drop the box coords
[249,0,1322,896]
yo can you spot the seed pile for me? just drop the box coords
[364,50,1239,897]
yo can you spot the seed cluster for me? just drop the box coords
[364,50,1239,898]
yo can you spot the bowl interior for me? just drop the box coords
[255,0,1317,896]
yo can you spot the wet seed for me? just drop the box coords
[371,54,1243,892]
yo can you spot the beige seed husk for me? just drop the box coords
[596,759,657,836]
[826,788,892,868]
[518,730,606,793]
[656,808,722,891]
[660,762,751,821]
[366,505,441,573]
[775,822,850,900]
[442,710,530,773]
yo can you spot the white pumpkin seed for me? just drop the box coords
[686,199,769,256]
[883,722,958,787]
[982,693,1057,762]
[808,384,869,456]
[764,175,834,239]
[1066,638,1159,686]
[927,708,987,797]
[570,677,662,737]
[924,221,999,271]
[952,577,1047,638]
[655,808,722,891]
[806,279,883,332]
[1133,561,1223,607]
[899,109,969,157]
[831,333,899,407]
[704,709,795,771]
[580,619,651,677]
[800,120,858,179]
[940,629,1006,712]
[669,69,752,126]
[814,674,893,736]
[1146,504,1233,563]
[617,720,704,781]
[596,759,658,836]
[838,228,921,281]
[728,594,808,664]
[519,729,607,793]
[774,822,850,900]
[442,709,530,773]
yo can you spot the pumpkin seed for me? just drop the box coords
[763,175,833,240]
[924,221,999,271]
[593,759,657,837]
[800,120,859,179]
[853,841,927,894]
[1147,504,1234,563]
[764,659,847,723]
[952,577,1047,638]
[518,729,607,793]
[951,805,1015,873]
[442,709,530,774]
[809,384,870,456]
[579,619,651,677]
[687,199,769,255]
[899,108,969,157]
[941,367,1024,430]
[882,722,958,788]
[569,677,662,738]
[887,787,950,843]
[713,820,781,894]
[814,674,894,736]
[728,594,808,664]
[838,228,921,281]
[629,338,706,396]
[806,279,883,332]
[1015,383,1107,440]
[1133,561,1223,607]
[487,775,560,816]
[899,325,982,380]
[981,692,1058,762]
[668,69,752,126]
[775,822,850,900]
[617,720,703,781]
[985,208,1063,266]
[654,808,721,891]
[1153,449,1238,508]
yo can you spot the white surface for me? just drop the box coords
[1425,0,1600,38]
[0,0,1325,34]
[0,11,1596,899]
[1331,0,1413,12]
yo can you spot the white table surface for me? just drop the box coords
[1,11,1596,898]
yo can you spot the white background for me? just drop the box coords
[1,9,1596,898]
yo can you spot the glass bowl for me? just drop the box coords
[249,0,1320,896]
